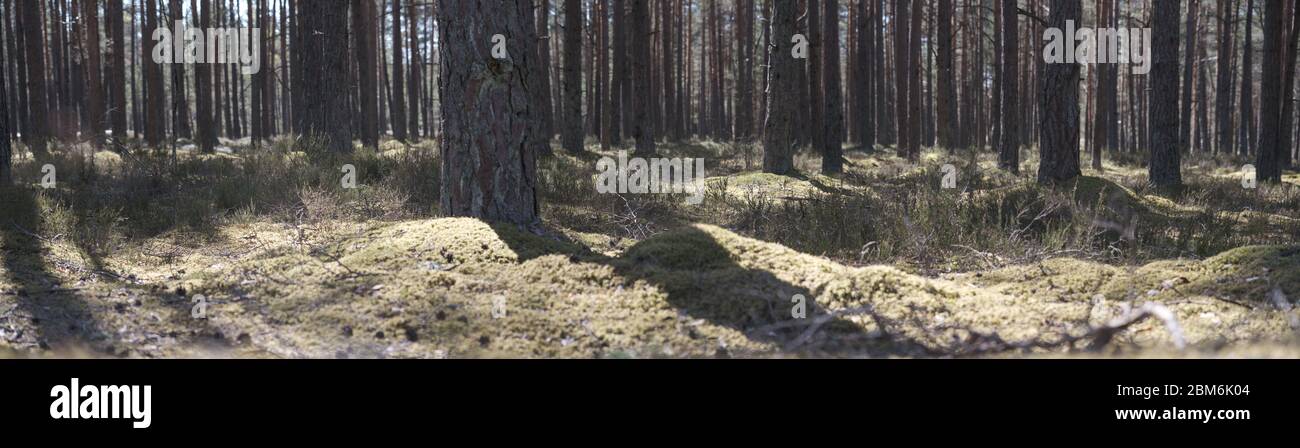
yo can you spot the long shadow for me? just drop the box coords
[0,186,104,353]
[491,222,917,357]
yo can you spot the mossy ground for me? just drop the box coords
[1,138,1297,358]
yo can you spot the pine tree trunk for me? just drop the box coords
[21,0,50,153]
[1239,0,1254,155]
[1254,0,1284,181]
[296,0,350,152]
[1038,0,1081,184]
[807,0,823,152]
[407,1,422,140]
[437,0,539,226]
[631,0,655,154]
[763,0,796,174]
[663,0,678,141]
[528,0,555,155]
[893,0,910,158]
[935,0,953,150]
[561,0,584,153]
[194,0,216,152]
[1180,0,1199,154]
[997,0,1019,173]
[352,0,378,149]
[610,0,624,143]
[83,0,106,147]
[1149,0,1182,187]
[390,0,408,141]
[822,0,843,173]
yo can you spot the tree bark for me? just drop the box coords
[998,0,1019,173]
[83,0,106,147]
[21,0,50,153]
[1180,0,1199,154]
[296,0,351,153]
[1149,0,1182,187]
[1037,0,1081,184]
[352,0,378,149]
[1254,0,1284,181]
[437,0,539,226]
[631,0,655,154]
[822,0,843,173]
[561,0,584,152]
[763,0,796,174]
[390,0,408,141]
[1239,0,1254,155]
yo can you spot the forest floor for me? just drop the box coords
[1,137,1298,358]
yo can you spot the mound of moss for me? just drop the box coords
[167,219,1297,358]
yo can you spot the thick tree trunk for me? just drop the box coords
[1038,0,1081,184]
[296,0,350,153]
[528,0,555,155]
[1149,0,1182,187]
[561,0,583,153]
[352,0,378,149]
[763,0,796,174]
[437,0,539,226]
[1254,0,1284,181]
[1214,0,1235,154]
[822,0,843,173]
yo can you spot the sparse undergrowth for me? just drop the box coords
[1,138,1297,358]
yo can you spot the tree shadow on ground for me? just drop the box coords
[491,222,922,356]
[0,186,104,352]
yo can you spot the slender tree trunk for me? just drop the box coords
[663,0,678,141]
[561,0,583,152]
[390,0,407,141]
[194,0,216,151]
[807,0,823,151]
[1239,0,1254,155]
[106,0,126,145]
[1149,0,1182,187]
[630,0,655,154]
[1180,0,1199,154]
[19,0,49,153]
[822,0,843,173]
[407,1,422,140]
[83,0,106,147]
[1038,0,1081,184]
[935,0,953,150]
[352,0,378,149]
[905,0,921,160]
[763,0,796,174]
[437,0,539,226]
[998,0,1019,173]
[893,0,909,157]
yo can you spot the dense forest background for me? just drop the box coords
[0,1,1297,358]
